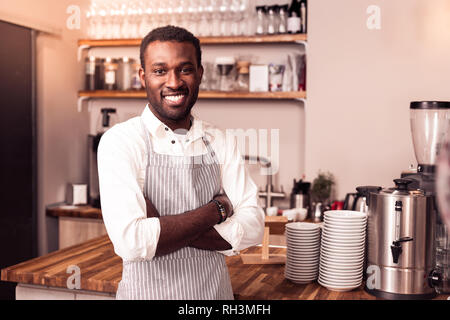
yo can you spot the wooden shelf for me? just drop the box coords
[78,90,306,100]
[78,33,307,47]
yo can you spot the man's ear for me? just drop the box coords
[198,64,204,82]
[139,67,146,88]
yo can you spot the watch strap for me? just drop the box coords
[210,199,227,224]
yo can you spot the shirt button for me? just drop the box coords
[165,127,169,131]
[171,140,175,144]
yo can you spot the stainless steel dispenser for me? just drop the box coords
[365,178,437,299]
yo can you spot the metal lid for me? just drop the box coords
[379,178,425,197]
[410,101,450,110]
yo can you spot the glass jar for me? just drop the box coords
[235,61,250,92]
[95,58,105,90]
[85,56,96,91]
[104,57,118,91]
[117,57,133,91]
[131,62,142,90]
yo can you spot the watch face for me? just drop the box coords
[437,139,450,230]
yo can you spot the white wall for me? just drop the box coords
[306,0,450,199]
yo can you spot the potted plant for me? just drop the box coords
[310,171,335,221]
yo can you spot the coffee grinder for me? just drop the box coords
[402,101,450,294]
[88,108,117,208]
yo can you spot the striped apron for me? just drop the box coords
[115,119,234,300]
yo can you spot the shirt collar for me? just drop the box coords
[141,104,206,142]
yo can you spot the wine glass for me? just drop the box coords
[229,0,242,36]
[144,0,157,32]
[210,0,221,36]
[241,0,255,36]
[127,0,139,39]
[163,0,174,27]
[119,1,130,38]
[159,3,167,29]
[187,0,199,35]
[197,0,211,37]
[86,1,98,39]
[219,0,231,36]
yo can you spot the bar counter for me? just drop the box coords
[1,235,448,300]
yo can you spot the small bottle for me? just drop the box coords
[300,1,307,33]
[104,57,118,91]
[85,56,96,91]
[287,0,301,34]
[267,5,279,35]
[117,57,132,91]
[255,6,267,35]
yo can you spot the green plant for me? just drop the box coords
[310,171,335,203]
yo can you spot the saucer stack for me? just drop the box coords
[318,210,367,292]
[285,222,321,284]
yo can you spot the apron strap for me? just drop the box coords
[201,135,220,164]
[140,118,152,198]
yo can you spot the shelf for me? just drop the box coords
[78,33,307,48]
[77,90,306,111]
[78,90,306,100]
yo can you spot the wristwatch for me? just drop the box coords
[210,199,227,224]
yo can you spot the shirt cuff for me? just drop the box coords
[213,217,244,256]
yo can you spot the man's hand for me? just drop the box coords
[145,196,160,218]
[213,192,234,220]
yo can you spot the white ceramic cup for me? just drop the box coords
[294,208,308,221]
[266,206,278,216]
[283,209,298,221]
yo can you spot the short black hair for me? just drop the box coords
[140,25,202,70]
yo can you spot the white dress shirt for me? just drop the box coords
[98,105,265,262]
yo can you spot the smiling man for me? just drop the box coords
[97,26,265,300]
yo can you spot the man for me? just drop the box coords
[98,25,264,300]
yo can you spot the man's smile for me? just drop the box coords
[162,91,188,106]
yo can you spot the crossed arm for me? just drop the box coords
[144,194,234,256]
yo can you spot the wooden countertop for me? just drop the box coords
[46,204,102,220]
[2,235,448,300]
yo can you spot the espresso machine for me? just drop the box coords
[88,108,117,208]
[364,101,450,299]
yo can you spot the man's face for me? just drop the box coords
[140,41,203,123]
